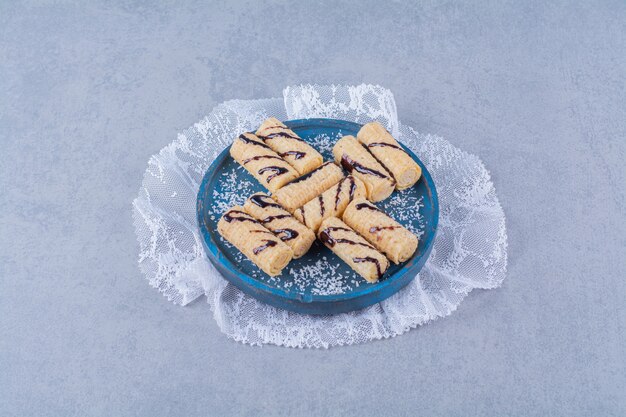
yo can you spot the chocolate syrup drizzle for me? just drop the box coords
[261,214,291,224]
[369,225,400,233]
[259,124,285,130]
[258,166,289,183]
[259,130,304,142]
[298,207,307,227]
[318,227,376,250]
[249,194,282,209]
[363,145,396,184]
[252,239,278,255]
[355,202,383,213]
[334,176,357,210]
[353,256,384,279]
[257,126,308,167]
[273,228,299,242]
[318,227,384,278]
[318,195,325,216]
[238,134,271,150]
[340,154,389,179]
[287,162,332,185]
[223,210,259,224]
[242,155,283,165]
[320,226,351,233]
[367,142,407,154]
[279,150,306,159]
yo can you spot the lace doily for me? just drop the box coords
[132,84,507,348]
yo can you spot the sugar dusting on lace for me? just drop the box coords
[132,84,508,348]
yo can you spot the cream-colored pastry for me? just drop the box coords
[272,162,344,213]
[217,206,293,276]
[332,135,395,202]
[293,175,367,232]
[230,133,298,192]
[317,217,389,283]
[243,193,315,258]
[343,198,418,264]
[256,117,324,175]
[357,122,421,190]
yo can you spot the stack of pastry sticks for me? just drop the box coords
[217,118,421,283]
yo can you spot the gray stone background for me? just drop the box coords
[1,1,625,416]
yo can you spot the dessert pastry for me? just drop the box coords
[230,133,298,192]
[317,217,389,283]
[272,162,344,212]
[217,206,293,276]
[343,198,418,264]
[357,122,421,190]
[332,135,395,202]
[293,175,367,232]
[243,193,316,258]
[256,117,324,175]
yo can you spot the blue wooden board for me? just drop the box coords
[196,118,438,315]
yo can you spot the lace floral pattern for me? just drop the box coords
[132,84,507,348]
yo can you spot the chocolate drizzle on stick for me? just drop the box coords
[279,150,306,159]
[261,214,291,224]
[223,210,260,224]
[334,176,357,210]
[238,134,271,150]
[369,225,401,233]
[340,154,390,179]
[252,239,278,255]
[355,202,383,213]
[250,194,282,209]
[258,166,289,183]
[318,227,376,250]
[259,131,304,142]
[287,162,334,185]
[367,142,408,154]
[353,256,384,279]
[242,155,284,165]
[273,228,299,242]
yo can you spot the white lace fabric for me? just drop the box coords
[132,84,507,348]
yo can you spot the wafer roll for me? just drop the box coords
[317,217,389,283]
[293,175,367,232]
[332,135,395,202]
[343,198,418,264]
[243,193,315,258]
[217,206,293,276]
[272,162,344,212]
[230,133,299,192]
[255,117,324,175]
[357,122,422,190]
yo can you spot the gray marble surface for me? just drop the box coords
[1,1,625,416]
